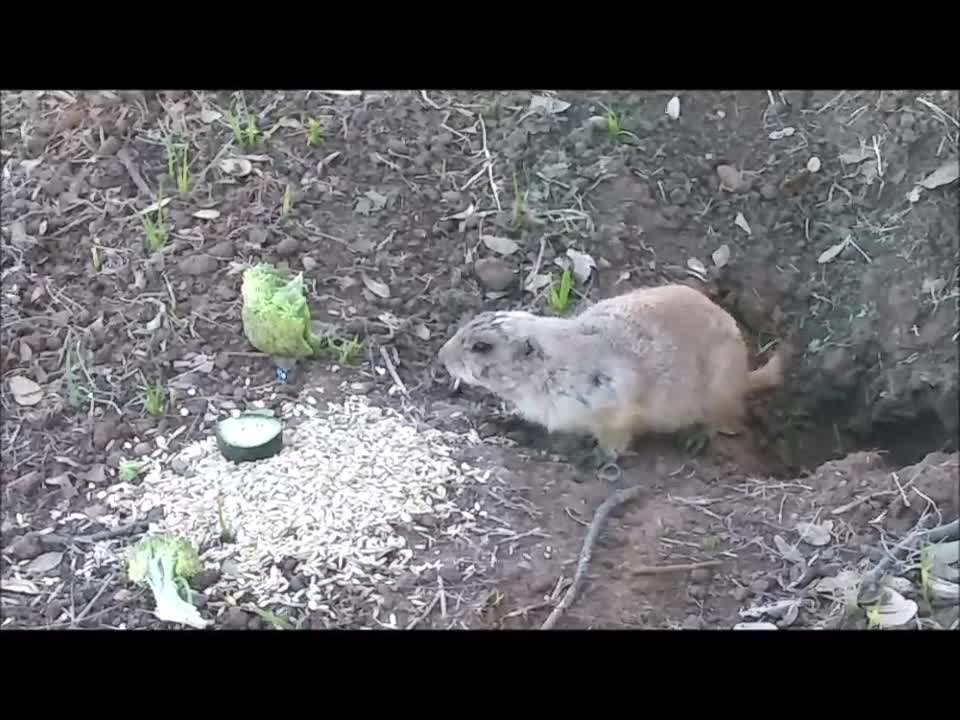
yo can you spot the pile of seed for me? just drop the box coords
[102,394,484,616]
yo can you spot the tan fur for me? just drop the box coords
[438,283,784,454]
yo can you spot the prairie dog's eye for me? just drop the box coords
[471,341,493,354]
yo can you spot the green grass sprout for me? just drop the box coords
[226,103,262,147]
[119,460,146,482]
[328,335,365,365]
[144,382,166,417]
[142,195,169,252]
[307,118,325,146]
[548,270,576,315]
[166,139,192,196]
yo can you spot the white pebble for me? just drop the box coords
[180,407,190,416]
[807,156,822,173]
[187,388,197,397]
[666,96,680,120]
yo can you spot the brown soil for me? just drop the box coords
[2,90,957,630]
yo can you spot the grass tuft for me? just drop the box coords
[548,270,576,315]
[142,196,169,252]
[166,138,192,197]
[143,382,166,417]
[307,118,325,146]
[226,103,262,147]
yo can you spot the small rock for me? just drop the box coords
[178,255,219,277]
[750,578,773,596]
[10,533,43,561]
[84,504,107,520]
[207,240,235,259]
[411,513,437,529]
[58,108,84,131]
[439,565,460,584]
[682,614,703,630]
[899,112,915,128]
[820,348,851,377]
[474,257,515,292]
[106,450,125,469]
[191,569,221,592]
[10,470,42,495]
[133,442,152,457]
[249,228,268,247]
[733,586,750,602]
[688,584,707,600]
[222,607,249,629]
[632,118,656,134]
[395,571,417,592]
[302,256,317,271]
[26,134,49,156]
[275,237,300,257]
[690,567,714,584]
[716,164,741,191]
[760,183,778,200]
[826,199,845,215]
[653,212,680,230]
[98,137,121,156]
[669,188,689,205]
[900,128,917,145]
[290,576,307,592]
[45,600,65,623]
[43,177,66,197]
[531,576,554,595]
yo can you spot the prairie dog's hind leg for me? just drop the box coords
[677,424,714,456]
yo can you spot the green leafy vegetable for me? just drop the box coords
[241,263,324,358]
[126,533,209,629]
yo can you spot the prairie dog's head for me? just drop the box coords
[438,310,545,392]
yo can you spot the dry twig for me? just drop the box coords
[540,484,724,629]
[541,485,642,630]
[858,519,959,604]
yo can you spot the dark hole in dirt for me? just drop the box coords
[760,396,955,478]
[863,410,956,469]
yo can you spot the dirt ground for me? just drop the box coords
[2,89,958,630]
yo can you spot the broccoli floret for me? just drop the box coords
[126,533,210,629]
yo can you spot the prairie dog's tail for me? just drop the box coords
[747,351,784,394]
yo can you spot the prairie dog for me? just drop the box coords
[438,283,784,455]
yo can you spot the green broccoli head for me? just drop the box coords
[241,264,324,359]
[126,532,209,629]
[127,532,203,585]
